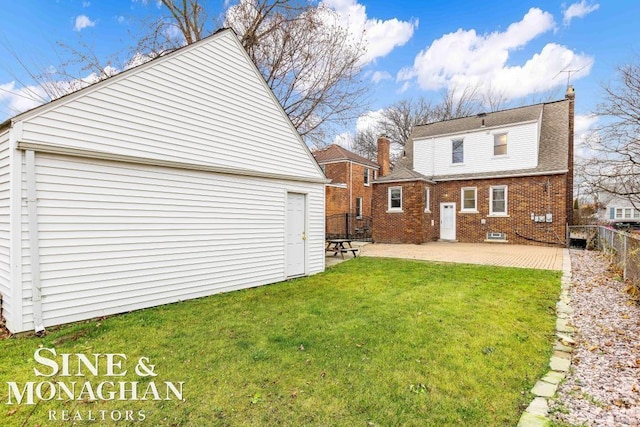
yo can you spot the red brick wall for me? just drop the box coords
[323,161,374,217]
[372,174,568,246]
[372,181,435,244]
[433,174,568,246]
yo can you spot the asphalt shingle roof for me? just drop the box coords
[407,99,571,181]
[312,144,380,169]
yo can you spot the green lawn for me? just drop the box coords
[0,258,560,426]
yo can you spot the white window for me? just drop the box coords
[363,168,370,186]
[355,197,363,218]
[490,185,508,215]
[452,139,464,164]
[615,207,640,219]
[424,187,431,212]
[388,187,402,211]
[461,187,477,212]
[494,133,507,156]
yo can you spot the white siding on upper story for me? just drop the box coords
[413,121,539,178]
[0,130,10,326]
[17,30,323,181]
[17,153,324,332]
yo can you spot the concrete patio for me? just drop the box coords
[327,241,564,270]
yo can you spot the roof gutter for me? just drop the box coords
[431,169,569,182]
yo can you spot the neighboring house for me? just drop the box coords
[313,144,379,239]
[597,193,640,224]
[372,87,575,246]
[0,29,326,334]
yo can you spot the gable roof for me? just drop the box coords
[313,144,379,169]
[3,28,326,183]
[374,157,433,183]
[409,99,572,181]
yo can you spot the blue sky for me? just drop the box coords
[0,0,637,143]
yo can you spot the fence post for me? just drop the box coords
[623,233,628,281]
[345,213,350,239]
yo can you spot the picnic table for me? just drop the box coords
[325,239,359,259]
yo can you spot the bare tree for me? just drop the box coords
[579,60,640,208]
[351,86,487,158]
[133,0,368,145]
[435,84,481,121]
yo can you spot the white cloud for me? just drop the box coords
[563,1,599,25]
[74,15,96,31]
[116,15,126,24]
[397,7,593,100]
[332,131,353,149]
[356,109,385,132]
[371,71,392,84]
[0,81,49,119]
[0,64,124,121]
[82,1,91,7]
[321,0,417,64]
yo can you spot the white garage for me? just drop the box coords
[0,29,326,334]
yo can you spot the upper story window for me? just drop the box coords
[490,185,508,216]
[388,186,402,212]
[363,168,370,186]
[452,139,464,164]
[494,133,507,156]
[461,187,477,212]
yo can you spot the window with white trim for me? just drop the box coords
[461,187,477,212]
[363,168,370,186]
[494,133,507,156]
[490,185,508,215]
[452,139,464,164]
[388,187,402,211]
[355,197,363,218]
[614,207,640,219]
[424,187,431,212]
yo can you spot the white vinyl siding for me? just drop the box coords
[18,153,323,330]
[413,121,539,177]
[0,130,10,324]
[18,31,321,180]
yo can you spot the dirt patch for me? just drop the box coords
[0,316,11,340]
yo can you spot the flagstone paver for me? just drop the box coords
[517,248,574,427]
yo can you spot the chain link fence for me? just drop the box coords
[568,225,640,288]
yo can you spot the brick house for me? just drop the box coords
[372,87,575,246]
[313,144,380,239]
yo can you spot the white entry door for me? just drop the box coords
[440,202,456,241]
[286,193,306,277]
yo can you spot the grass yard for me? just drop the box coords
[0,257,560,426]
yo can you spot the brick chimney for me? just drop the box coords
[377,135,391,177]
[566,85,575,225]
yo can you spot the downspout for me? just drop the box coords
[26,150,45,334]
